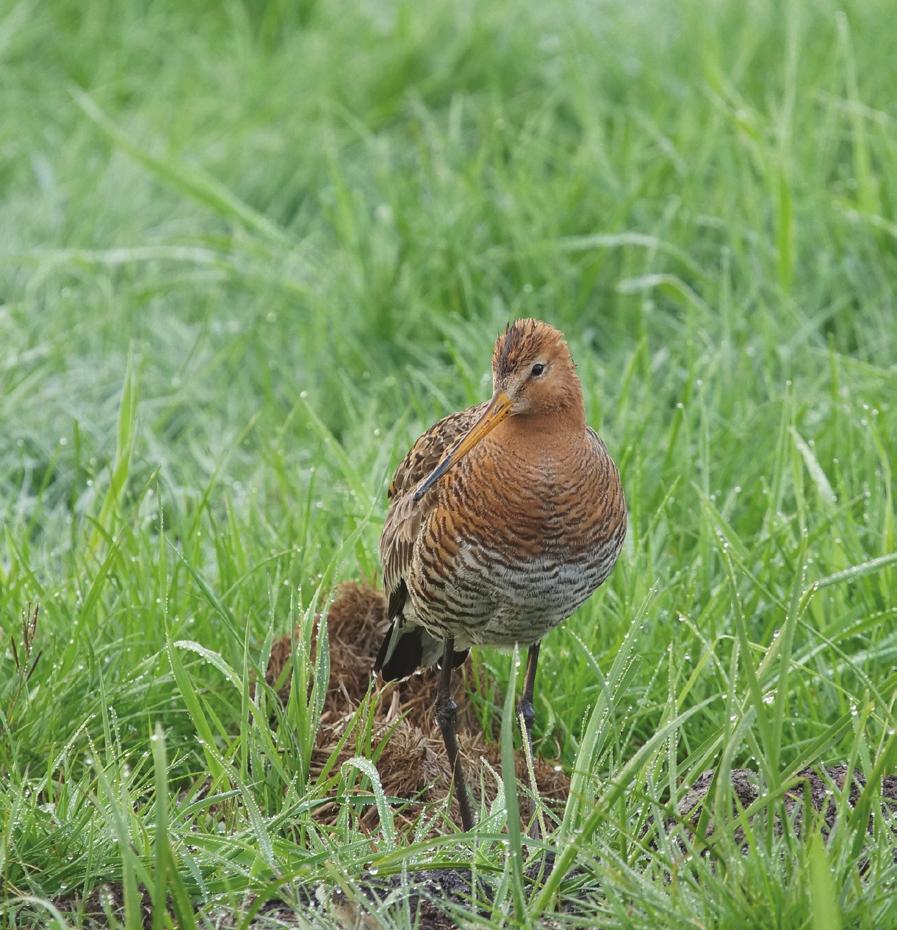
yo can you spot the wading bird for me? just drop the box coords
[375,319,627,830]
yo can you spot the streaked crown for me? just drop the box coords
[492,318,572,379]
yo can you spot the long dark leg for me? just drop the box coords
[436,637,474,831]
[518,643,542,838]
[518,642,541,758]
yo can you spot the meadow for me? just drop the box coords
[2,0,897,926]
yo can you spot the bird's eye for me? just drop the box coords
[530,363,546,377]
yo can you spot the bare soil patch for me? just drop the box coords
[673,764,897,856]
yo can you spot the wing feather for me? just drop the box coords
[379,401,487,617]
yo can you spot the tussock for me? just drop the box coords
[265,580,571,827]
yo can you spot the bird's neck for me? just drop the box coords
[495,400,587,445]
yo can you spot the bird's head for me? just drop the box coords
[413,319,584,501]
[490,317,582,416]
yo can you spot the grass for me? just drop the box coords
[2,0,897,925]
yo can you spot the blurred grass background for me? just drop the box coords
[2,0,897,926]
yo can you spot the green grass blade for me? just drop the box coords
[808,831,843,930]
[89,350,137,555]
[150,724,169,930]
[500,646,527,926]
[531,696,717,915]
[72,91,292,246]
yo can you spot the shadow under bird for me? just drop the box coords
[375,319,627,831]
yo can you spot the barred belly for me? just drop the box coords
[410,533,622,649]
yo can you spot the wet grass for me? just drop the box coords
[2,0,897,926]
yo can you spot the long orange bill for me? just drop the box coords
[413,390,512,502]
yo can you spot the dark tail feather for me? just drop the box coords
[375,621,469,681]
[449,646,470,669]
[376,623,423,681]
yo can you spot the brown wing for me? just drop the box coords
[379,401,487,615]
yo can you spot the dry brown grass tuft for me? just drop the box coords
[265,580,571,829]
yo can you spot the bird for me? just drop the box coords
[374,319,627,831]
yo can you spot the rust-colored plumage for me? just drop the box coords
[375,319,627,830]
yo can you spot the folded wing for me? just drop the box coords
[376,401,488,678]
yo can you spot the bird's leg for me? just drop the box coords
[518,642,541,758]
[518,642,542,839]
[436,637,475,831]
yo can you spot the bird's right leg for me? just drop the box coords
[518,642,543,839]
[436,636,475,831]
[518,642,541,760]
